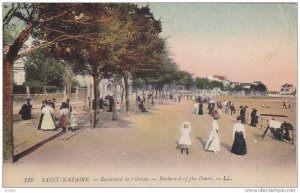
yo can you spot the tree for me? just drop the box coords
[110,4,163,114]
[38,3,119,127]
[250,83,267,93]
[3,3,74,162]
[194,77,210,90]
[176,70,194,90]
[209,80,224,90]
[233,85,244,92]
[3,3,101,161]
[131,39,178,99]
[257,83,267,92]
[24,48,65,93]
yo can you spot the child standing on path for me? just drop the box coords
[179,122,192,155]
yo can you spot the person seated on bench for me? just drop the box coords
[139,101,148,112]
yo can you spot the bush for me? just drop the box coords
[46,86,58,93]
[13,84,27,94]
[30,86,44,94]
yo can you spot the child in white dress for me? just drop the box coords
[179,122,192,155]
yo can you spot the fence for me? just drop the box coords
[13,88,88,105]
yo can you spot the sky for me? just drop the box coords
[137,3,297,91]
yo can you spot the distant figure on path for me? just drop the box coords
[193,100,200,114]
[198,102,203,115]
[108,98,114,112]
[224,101,231,114]
[139,101,148,112]
[40,101,56,131]
[283,101,287,109]
[208,100,215,115]
[230,104,236,116]
[239,106,246,124]
[250,108,258,127]
[231,117,247,156]
[205,116,220,153]
[18,98,32,120]
[99,98,104,110]
[179,122,192,155]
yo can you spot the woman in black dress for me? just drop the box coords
[231,117,247,155]
[198,102,203,115]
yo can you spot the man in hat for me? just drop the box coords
[19,98,32,120]
[250,108,258,127]
[230,103,236,116]
[239,105,246,124]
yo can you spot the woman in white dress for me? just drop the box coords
[69,111,78,132]
[193,100,200,114]
[205,117,220,153]
[179,122,192,155]
[40,101,56,131]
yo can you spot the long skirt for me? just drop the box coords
[198,108,203,115]
[59,114,69,128]
[205,130,220,152]
[41,112,56,130]
[231,132,247,155]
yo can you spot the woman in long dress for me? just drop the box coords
[40,101,56,131]
[205,117,220,153]
[59,102,69,132]
[198,103,203,115]
[179,122,192,155]
[231,117,247,155]
[193,100,200,114]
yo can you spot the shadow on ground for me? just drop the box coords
[221,142,232,152]
[196,137,206,150]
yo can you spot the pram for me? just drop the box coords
[261,119,294,144]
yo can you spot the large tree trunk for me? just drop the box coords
[3,23,33,162]
[3,57,14,162]
[123,72,130,115]
[112,74,117,120]
[93,75,100,128]
[121,85,124,105]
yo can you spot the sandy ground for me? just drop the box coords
[3,96,297,188]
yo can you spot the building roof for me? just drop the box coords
[281,83,293,88]
[213,75,226,81]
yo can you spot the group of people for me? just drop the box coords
[180,96,268,156]
[193,97,204,115]
[179,114,247,156]
[192,97,259,129]
[283,101,291,109]
[90,97,114,112]
[37,98,78,132]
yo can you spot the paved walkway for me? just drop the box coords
[4,98,297,188]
